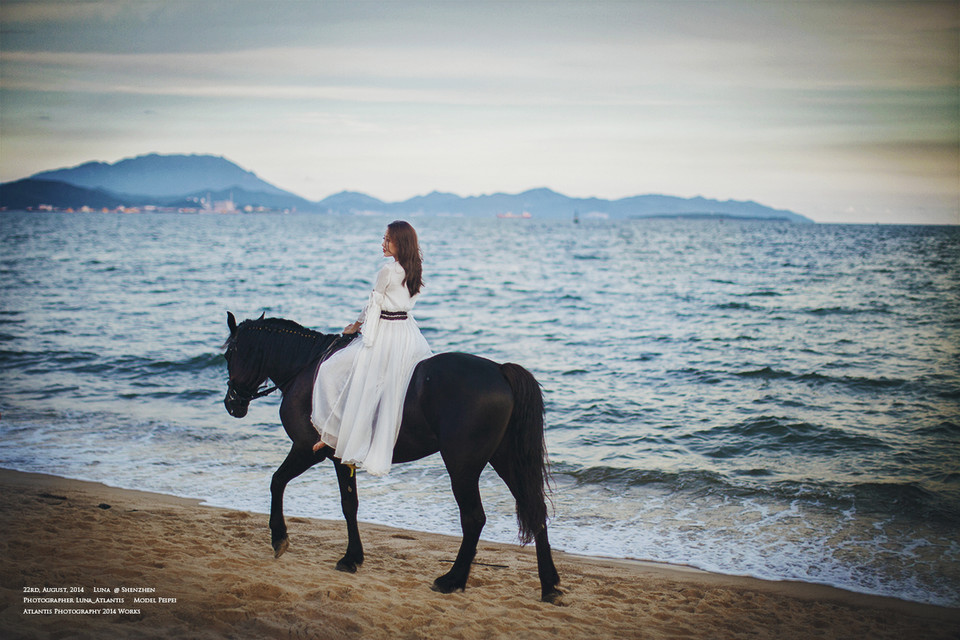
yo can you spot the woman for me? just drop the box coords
[310,220,433,476]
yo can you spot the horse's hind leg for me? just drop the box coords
[431,464,486,594]
[532,527,562,604]
[489,454,562,603]
[270,444,324,557]
[333,459,364,572]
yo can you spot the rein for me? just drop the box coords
[228,380,281,402]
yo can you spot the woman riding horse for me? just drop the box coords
[222,226,561,603]
[311,220,432,476]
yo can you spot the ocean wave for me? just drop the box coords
[553,461,960,526]
[806,305,893,316]
[0,348,101,369]
[0,348,224,377]
[773,479,960,525]
[712,301,758,311]
[731,366,919,394]
[734,366,794,380]
[913,421,960,436]
[683,416,890,456]
[118,389,220,402]
[553,462,730,492]
[103,352,224,376]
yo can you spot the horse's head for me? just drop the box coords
[222,311,266,418]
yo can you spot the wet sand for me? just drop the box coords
[1,468,956,639]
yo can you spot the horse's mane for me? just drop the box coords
[242,316,324,340]
[230,316,337,372]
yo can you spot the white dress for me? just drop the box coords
[311,260,432,475]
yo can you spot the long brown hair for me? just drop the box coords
[387,220,423,297]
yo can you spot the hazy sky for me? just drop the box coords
[1,0,957,224]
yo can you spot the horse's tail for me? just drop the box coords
[499,362,550,544]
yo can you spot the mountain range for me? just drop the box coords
[0,153,812,222]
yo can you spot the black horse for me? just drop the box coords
[222,312,562,603]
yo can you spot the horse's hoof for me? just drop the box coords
[430,576,465,594]
[541,588,564,606]
[273,537,289,559]
[335,558,360,573]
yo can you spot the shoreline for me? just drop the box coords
[2,467,957,639]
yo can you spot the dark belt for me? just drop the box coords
[380,310,408,321]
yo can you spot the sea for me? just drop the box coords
[1,211,958,607]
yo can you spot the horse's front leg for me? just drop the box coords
[333,459,364,572]
[270,443,325,557]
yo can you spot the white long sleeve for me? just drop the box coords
[359,263,393,347]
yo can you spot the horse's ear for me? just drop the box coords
[227,311,238,335]
[258,312,265,321]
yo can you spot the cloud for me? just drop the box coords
[0,45,728,108]
[0,0,957,223]
[0,0,166,25]
[3,0,956,107]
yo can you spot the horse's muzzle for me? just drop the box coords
[224,387,249,418]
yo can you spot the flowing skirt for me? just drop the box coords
[311,317,432,476]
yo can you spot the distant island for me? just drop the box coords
[0,153,812,223]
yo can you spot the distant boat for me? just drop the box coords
[496,211,532,219]
[573,210,580,224]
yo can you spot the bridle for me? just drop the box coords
[225,378,280,404]
[224,329,357,406]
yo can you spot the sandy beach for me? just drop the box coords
[1,468,956,640]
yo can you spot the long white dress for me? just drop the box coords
[311,260,432,476]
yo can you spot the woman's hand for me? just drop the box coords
[343,321,361,335]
